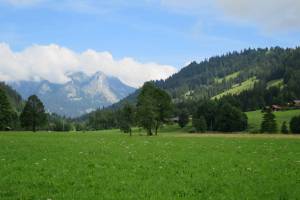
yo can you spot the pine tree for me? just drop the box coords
[20,95,47,132]
[281,121,289,134]
[260,110,277,133]
[0,88,16,130]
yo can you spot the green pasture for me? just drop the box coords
[0,131,299,199]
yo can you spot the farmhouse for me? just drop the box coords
[293,100,300,107]
[271,105,282,111]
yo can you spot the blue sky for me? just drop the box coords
[0,0,299,87]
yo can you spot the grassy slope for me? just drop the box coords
[0,131,299,199]
[267,79,284,89]
[214,71,240,84]
[246,109,300,132]
[212,77,258,99]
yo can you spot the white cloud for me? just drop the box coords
[0,43,177,87]
[159,0,300,32]
[217,0,300,31]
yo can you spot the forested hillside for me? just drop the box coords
[157,47,298,101]
[0,82,23,113]
[110,47,300,111]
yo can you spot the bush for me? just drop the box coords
[290,116,300,134]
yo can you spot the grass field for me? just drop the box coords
[1,131,300,199]
[246,109,300,132]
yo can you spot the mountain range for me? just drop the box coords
[9,71,136,117]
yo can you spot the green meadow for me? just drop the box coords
[0,131,300,199]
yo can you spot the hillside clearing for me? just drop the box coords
[267,79,284,89]
[212,77,258,99]
[214,71,240,84]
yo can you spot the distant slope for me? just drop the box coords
[246,109,300,132]
[157,47,292,100]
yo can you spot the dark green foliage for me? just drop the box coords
[74,122,86,131]
[119,103,135,135]
[192,115,207,133]
[260,110,277,133]
[214,103,248,132]
[194,100,218,131]
[0,82,23,113]
[48,114,73,132]
[0,88,17,130]
[178,109,189,128]
[289,116,300,134]
[281,121,289,134]
[20,95,47,132]
[136,98,156,135]
[136,82,172,135]
[192,99,247,133]
[88,109,117,130]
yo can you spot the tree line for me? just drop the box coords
[260,109,300,134]
[1,82,299,134]
[0,88,74,132]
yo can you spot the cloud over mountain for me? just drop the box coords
[0,43,176,87]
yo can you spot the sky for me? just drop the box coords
[0,0,299,87]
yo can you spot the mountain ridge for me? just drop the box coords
[9,71,136,117]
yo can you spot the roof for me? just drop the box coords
[271,105,281,108]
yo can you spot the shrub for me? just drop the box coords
[290,116,300,134]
